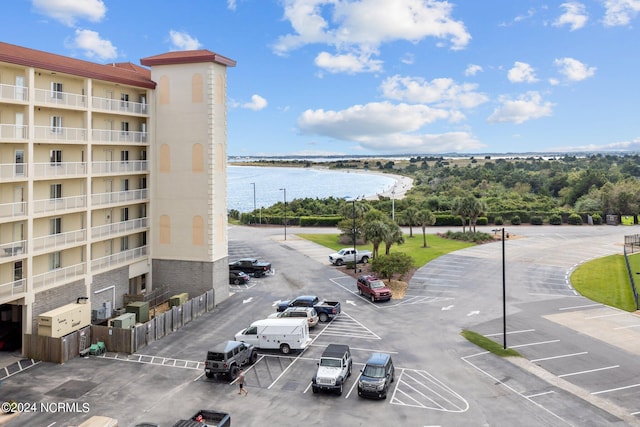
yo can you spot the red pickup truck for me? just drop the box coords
[357,275,392,302]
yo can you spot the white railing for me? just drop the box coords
[91,245,147,271]
[0,240,26,258]
[0,163,27,179]
[33,195,86,214]
[34,126,87,143]
[91,97,148,115]
[32,229,86,252]
[33,162,87,178]
[34,88,87,109]
[91,129,148,144]
[0,83,28,102]
[33,262,85,291]
[91,217,148,239]
[0,201,27,219]
[0,279,26,300]
[91,189,148,206]
[91,160,148,174]
[0,124,27,140]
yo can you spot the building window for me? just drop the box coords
[121,121,129,135]
[140,273,146,292]
[121,207,129,221]
[50,217,62,234]
[14,261,23,281]
[49,252,61,270]
[121,236,129,251]
[51,116,63,133]
[51,82,63,99]
[121,179,129,191]
[120,93,129,108]
[50,183,62,199]
[140,150,147,161]
[50,150,62,165]
[139,177,147,189]
[121,150,129,163]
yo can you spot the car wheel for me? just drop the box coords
[250,350,258,364]
[347,364,352,377]
[234,278,240,285]
[358,288,363,296]
[361,256,369,263]
[205,372,214,379]
[312,386,318,394]
[280,343,291,354]
[337,383,343,396]
[370,294,376,303]
[335,259,344,266]
[391,370,395,383]
[228,365,239,381]
[319,313,328,322]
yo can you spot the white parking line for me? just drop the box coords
[613,324,640,330]
[531,352,588,362]
[509,339,560,349]
[585,312,628,320]
[558,303,602,311]
[591,383,640,395]
[558,365,619,378]
[485,329,535,337]
[525,390,555,398]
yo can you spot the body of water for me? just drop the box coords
[228,165,398,213]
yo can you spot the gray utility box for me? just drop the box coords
[111,312,136,329]
[126,301,149,323]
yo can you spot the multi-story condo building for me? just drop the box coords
[0,42,235,353]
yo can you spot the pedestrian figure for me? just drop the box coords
[237,368,248,396]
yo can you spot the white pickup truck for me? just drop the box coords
[328,248,372,266]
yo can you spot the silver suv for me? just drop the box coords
[204,340,258,380]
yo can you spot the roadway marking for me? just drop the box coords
[591,383,640,395]
[558,303,602,311]
[390,369,469,412]
[321,311,381,340]
[525,390,555,398]
[485,329,535,337]
[558,365,620,378]
[509,340,560,349]
[613,324,640,330]
[585,312,628,320]
[531,352,588,362]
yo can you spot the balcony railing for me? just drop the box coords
[0,240,26,259]
[91,189,148,207]
[91,217,148,239]
[91,129,147,144]
[33,195,86,214]
[34,126,87,143]
[0,124,27,141]
[0,279,26,300]
[92,97,148,115]
[33,162,87,178]
[91,245,148,272]
[33,262,85,291]
[34,88,87,109]
[32,229,86,252]
[91,160,148,174]
[0,83,28,102]
[0,163,27,179]
[0,201,27,219]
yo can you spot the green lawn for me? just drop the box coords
[297,233,475,267]
[571,253,638,312]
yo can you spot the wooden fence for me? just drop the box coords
[23,289,215,363]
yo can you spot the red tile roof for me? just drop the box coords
[140,50,236,67]
[0,41,156,89]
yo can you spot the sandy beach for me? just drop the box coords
[367,173,413,200]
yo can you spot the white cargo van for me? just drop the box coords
[235,318,312,354]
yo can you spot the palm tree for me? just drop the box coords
[469,198,487,232]
[363,219,388,258]
[416,209,436,248]
[383,221,404,254]
[400,206,420,238]
[453,196,475,233]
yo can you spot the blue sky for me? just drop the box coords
[2,1,640,156]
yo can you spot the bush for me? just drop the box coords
[494,216,504,226]
[592,213,603,225]
[441,230,495,243]
[476,217,488,226]
[549,214,562,225]
[568,213,583,225]
[370,252,414,281]
[530,216,544,225]
[511,215,521,225]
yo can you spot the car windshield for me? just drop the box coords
[370,281,386,289]
[362,365,385,378]
[320,358,342,367]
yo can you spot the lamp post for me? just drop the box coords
[352,199,357,277]
[502,227,507,349]
[391,185,396,221]
[252,183,257,224]
[280,188,287,240]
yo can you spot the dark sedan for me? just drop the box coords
[229,270,250,285]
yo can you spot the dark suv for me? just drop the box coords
[204,340,258,380]
[357,275,392,302]
[357,352,394,399]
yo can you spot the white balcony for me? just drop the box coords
[91,129,147,144]
[34,126,87,143]
[33,195,86,215]
[34,88,87,109]
[91,245,148,272]
[92,96,148,115]
[92,160,148,174]
[0,124,27,141]
[33,162,87,178]
[33,262,85,291]
[0,240,26,259]
[91,217,148,239]
[91,189,148,207]
[0,279,26,300]
[0,201,27,219]
[0,83,28,102]
[0,163,27,180]
[32,229,86,252]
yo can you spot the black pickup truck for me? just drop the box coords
[228,258,272,277]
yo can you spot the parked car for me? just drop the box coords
[357,275,392,302]
[328,248,372,266]
[228,258,272,277]
[268,306,319,328]
[311,344,352,395]
[276,295,341,322]
[358,352,395,399]
[235,318,312,354]
[204,340,258,380]
[173,410,231,427]
[229,270,250,285]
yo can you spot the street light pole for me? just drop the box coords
[280,188,287,240]
[391,185,396,221]
[502,227,507,349]
[250,182,256,224]
[352,199,357,277]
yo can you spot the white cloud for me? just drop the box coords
[32,0,106,27]
[554,57,596,81]
[227,0,237,11]
[508,62,538,83]
[488,91,554,124]
[169,30,202,51]
[66,29,117,61]
[551,137,640,152]
[242,95,268,111]
[602,0,640,26]
[273,0,470,73]
[380,75,489,110]
[314,51,382,73]
[465,64,483,76]
[400,53,415,65]
[553,2,588,30]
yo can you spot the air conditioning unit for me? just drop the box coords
[102,301,112,319]
[92,307,106,322]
